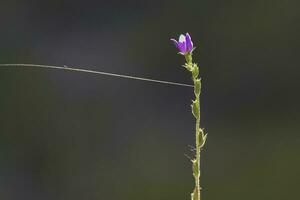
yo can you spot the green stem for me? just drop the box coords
[195,79,201,200]
[185,53,205,200]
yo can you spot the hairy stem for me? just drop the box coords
[185,53,206,200]
[195,80,201,200]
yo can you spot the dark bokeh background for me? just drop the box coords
[0,0,300,200]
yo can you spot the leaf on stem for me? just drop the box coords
[191,100,200,119]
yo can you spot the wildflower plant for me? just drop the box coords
[0,32,206,200]
[171,33,207,200]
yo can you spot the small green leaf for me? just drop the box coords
[194,79,201,96]
[200,132,208,148]
[192,66,199,79]
[183,63,193,71]
[191,100,199,119]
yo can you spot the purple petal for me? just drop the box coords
[185,33,193,52]
[170,39,179,48]
[179,34,186,43]
[177,41,187,54]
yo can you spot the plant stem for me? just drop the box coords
[195,79,201,200]
[185,53,206,200]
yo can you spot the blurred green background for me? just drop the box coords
[0,0,300,199]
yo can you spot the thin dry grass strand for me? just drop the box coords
[0,64,193,88]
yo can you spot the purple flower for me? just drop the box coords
[171,33,194,55]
